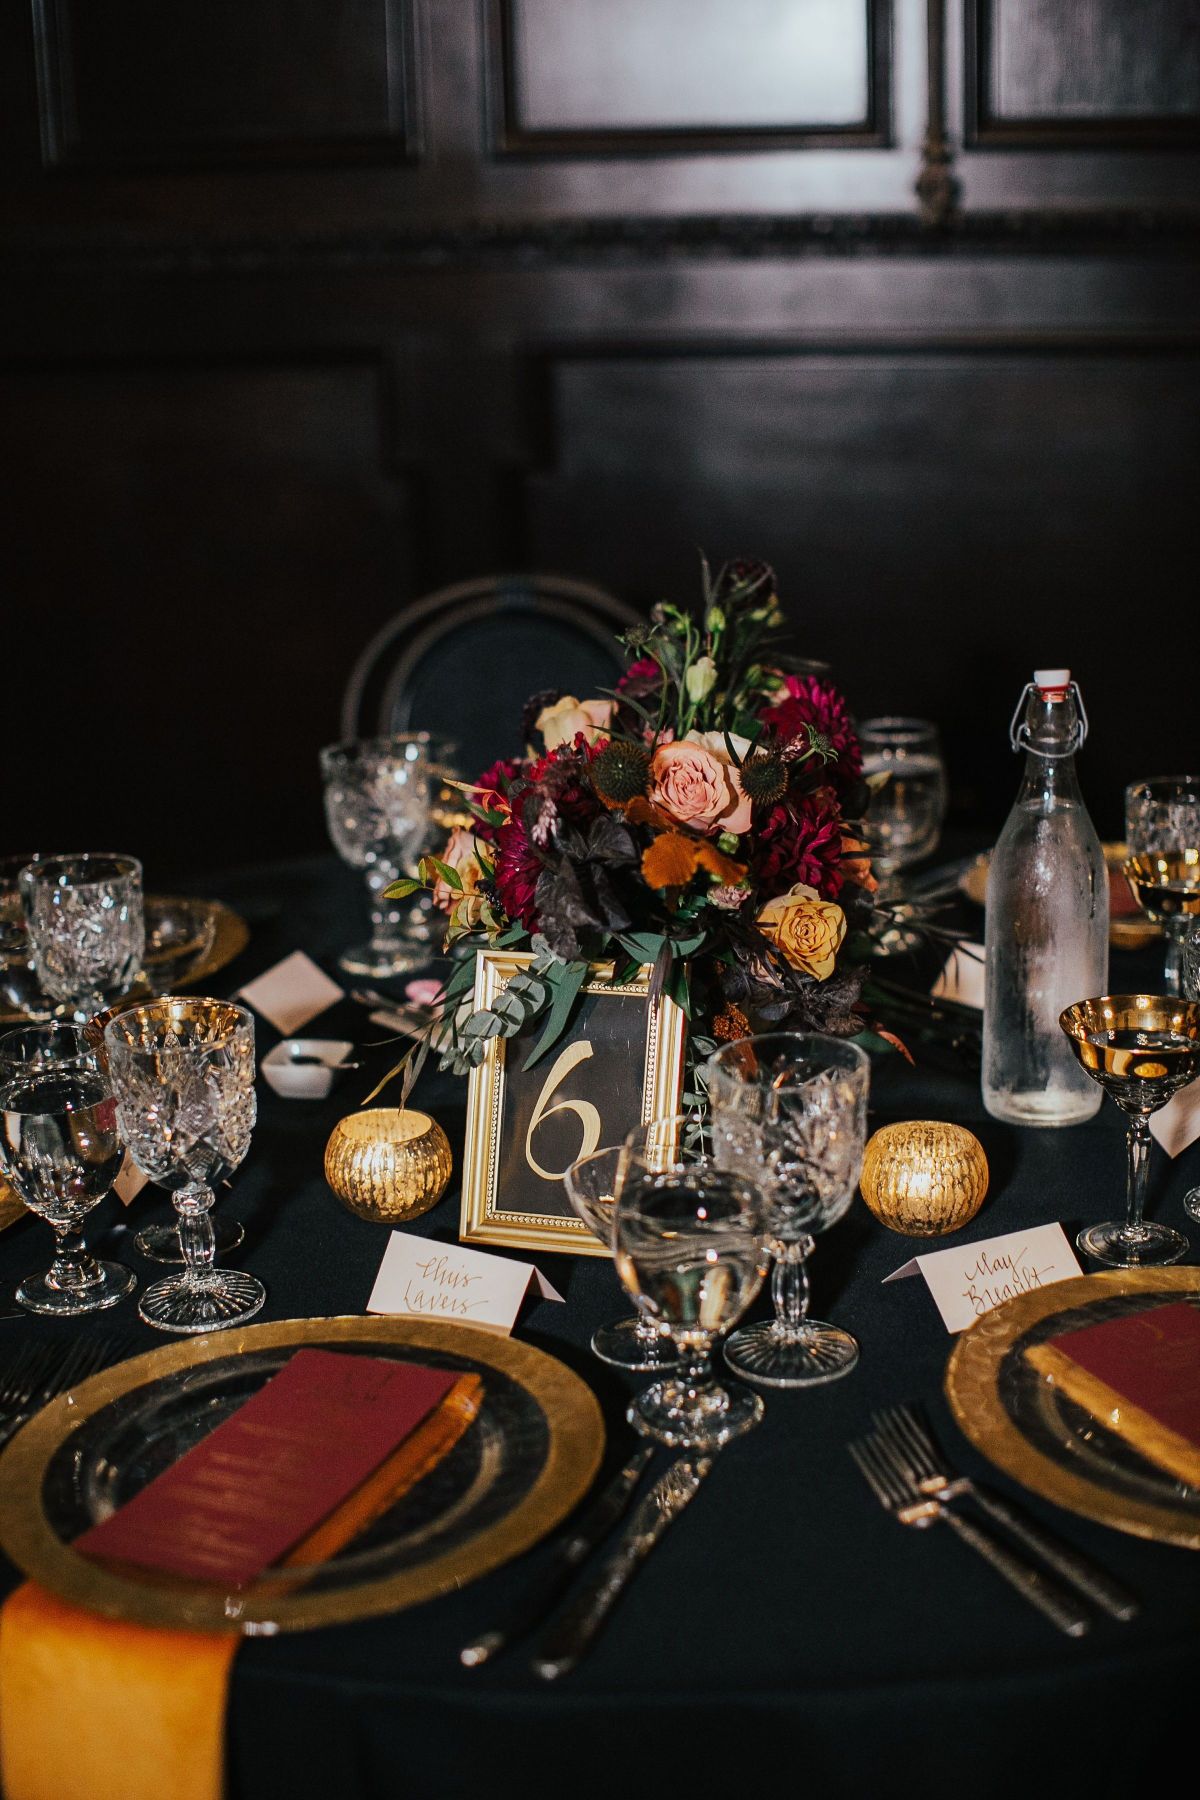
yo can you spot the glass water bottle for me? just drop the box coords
[982,670,1108,1126]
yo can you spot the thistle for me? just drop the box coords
[590,739,652,805]
[738,752,788,806]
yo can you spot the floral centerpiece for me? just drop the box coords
[382,558,891,1105]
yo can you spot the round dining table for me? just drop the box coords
[1,856,1198,1800]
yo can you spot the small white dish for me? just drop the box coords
[262,1038,356,1100]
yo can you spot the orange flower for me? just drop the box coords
[641,832,747,893]
[712,1001,751,1043]
[756,882,846,979]
[840,832,879,895]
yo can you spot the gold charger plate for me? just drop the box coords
[959,843,1159,952]
[0,1315,604,1633]
[0,896,250,1026]
[946,1268,1200,1550]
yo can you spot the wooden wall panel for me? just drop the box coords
[32,0,415,169]
[518,345,1200,833]
[492,0,889,150]
[967,0,1200,145]
[1,359,415,876]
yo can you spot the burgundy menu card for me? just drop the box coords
[1026,1300,1200,1488]
[76,1349,459,1586]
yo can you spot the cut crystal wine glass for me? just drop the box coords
[1060,995,1200,1267]
[564,1146,682,1373]
[615,1117,769,1449]
[1125,777,1200,996]
[708,1033,870,1387]
[19,854,144,1022]
[0,1022,135,1315]
[320,736,438,978]
[104,998,265,1333]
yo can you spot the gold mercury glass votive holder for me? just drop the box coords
[859,1120,989,1238]
[324,1108,453,1224]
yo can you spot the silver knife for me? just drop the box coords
[531,1454,713,1680]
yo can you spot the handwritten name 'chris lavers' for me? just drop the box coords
[402,1253,489,1318]
[961,1246,1054,1317]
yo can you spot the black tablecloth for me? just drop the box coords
[2,858,1199,1800]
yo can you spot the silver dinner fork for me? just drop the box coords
[871,1404,1138,1622]
[849,1430,1090,1637]
[0,1334,132,1449]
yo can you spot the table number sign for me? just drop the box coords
[460,950,686,1256]
[884,1222,1082,1334]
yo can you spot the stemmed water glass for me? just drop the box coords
[19,854,144,1021]
[859,718,948,893]
[564,1147,681,1372]
[0,854,53,1020]
[1124,777,1200,995]
[1060,995,1200,1267]
[708,1033,870,1387]
[320,735,441,978]
[104,998,265,1333]
[614,1117,769,1449]
[0,1023,136,1315]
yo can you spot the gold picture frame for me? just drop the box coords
[461,950,687,1257]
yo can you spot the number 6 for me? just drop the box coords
[525,1041,602,1180]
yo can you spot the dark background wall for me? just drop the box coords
[2,0,1198,881]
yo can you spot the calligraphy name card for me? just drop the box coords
[366,1231,564,1333]
[884,1222,1082,1334]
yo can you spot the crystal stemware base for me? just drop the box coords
[591,1317,683,1373]
[723,1317,860,1388]
[1184,1188,1200,1223]
[1075,1218,1188,1268]
[337,939,430,979]
[17,1259,135,1317]
[134,1216,245,1264]
[138,1269,266,1334]
[628,1373,763,1450]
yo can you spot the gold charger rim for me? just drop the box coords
[959,844,1160,950]
[0,1314,605,1634]
[945,1266,1200,1550]
[0,896,250,1026]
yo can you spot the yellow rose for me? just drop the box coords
[756,882,846,980]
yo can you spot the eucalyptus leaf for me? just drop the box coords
[522,959,589,1071]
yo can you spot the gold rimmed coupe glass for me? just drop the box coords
[104,997,265,1333]
[1059,995,1200,1268]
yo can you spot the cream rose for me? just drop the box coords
[756,882,847,980]
[648,737,750,837]
[536,695,616,750]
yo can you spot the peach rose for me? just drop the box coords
[756,882,847,980]
[431,827,484,913]
[536,696,616,750]
[648,734,752,837]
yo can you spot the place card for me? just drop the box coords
[76,1349,459,1586]
[931,941,985,1009]
[367,1231,564,1333]
[884,1222,1082,1334]
[238,951,343,1036]
[1150,1081,1200,1158]
[112,1152,148,1207]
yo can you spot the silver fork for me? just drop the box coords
[873,1404,1138,1622]
[0,1334,131,1450]
[849,1431,1090,1637]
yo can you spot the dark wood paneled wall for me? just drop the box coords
[3,0,1198,877]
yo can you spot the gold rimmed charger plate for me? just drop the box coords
[946,1268,1200,1550]
[959,843,1159,952]
[0,1315,604,1633]
[0,897,251,1026]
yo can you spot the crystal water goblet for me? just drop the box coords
[0,853,54,1020]
[1180,931,1200,1223]
[320,735,438,978]
[1060,995,1200,1267]
[708,1033,870,1387]
[104,998,265,1333]
[615,1117,769,1449]
[860,718,948,887]
[19,854,144,1021]
[1124,777,1200,995]
[0,1023,135,1315]
[564,1146,682,1372]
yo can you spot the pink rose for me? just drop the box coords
[648,737,752,837]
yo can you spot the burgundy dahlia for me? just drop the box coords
[754,798,845,902]
[493,814,542,930]
[759,675,862,789]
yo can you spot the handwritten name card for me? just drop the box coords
[238,951,344,1036]
[1150,1080,1200,1159]
[883,1222,1081,1334]
[366,1231,564,1334]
